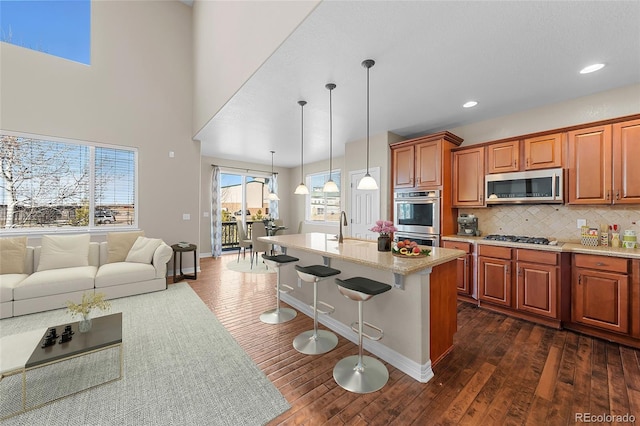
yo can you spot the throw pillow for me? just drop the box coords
[37,234,91,272]
[125,236,162,264]
[107,231,145,263]
[0,236,28,274]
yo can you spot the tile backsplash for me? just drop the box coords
[460,204,640,242]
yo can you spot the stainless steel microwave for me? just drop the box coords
[485,168,564,204]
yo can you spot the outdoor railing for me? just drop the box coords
[221,220,262,250]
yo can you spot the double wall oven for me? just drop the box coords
[393,189,440,247]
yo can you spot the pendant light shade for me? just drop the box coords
[294,100,310,195]
[357,59,379,191]
[323,83,339,193]
[266,150,280,201]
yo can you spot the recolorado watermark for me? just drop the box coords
[575,412,636,423]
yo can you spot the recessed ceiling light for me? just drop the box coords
[463,101,478,108]
[580,63,605,74]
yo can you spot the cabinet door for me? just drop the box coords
[415,140,442,188]
[516,262,557,318]
[479,256,511,307]
[524,133,563,170]
[487,140,519,174]
[572,267,629,334]
[567,125,612,204]
[452,147,485,207]
[393,145,415,188]
[612,119,640,204]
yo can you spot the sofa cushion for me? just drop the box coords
[95,262,156,288]
[0,274,28,302]
[0,236,27,274]
[14,266,97,300]
[37,234,91,272]
[126,237,162,264]
[107,231,145,263]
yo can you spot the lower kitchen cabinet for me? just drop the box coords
[516,257,558,319]
[478,245,512,308]
[570,254,630,334]
[442,241,474,301]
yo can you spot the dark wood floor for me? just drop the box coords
[186,255,640,425]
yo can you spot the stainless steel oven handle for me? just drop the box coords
[552,172,556,200]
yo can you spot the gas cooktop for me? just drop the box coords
[483,234,557,245]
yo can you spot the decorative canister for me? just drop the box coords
[611,233,620,248]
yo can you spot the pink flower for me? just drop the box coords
[370,220,397,235]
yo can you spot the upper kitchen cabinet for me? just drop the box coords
[568,118,640,205]
[486,133,563,174]
[452,146,485,207]
[391,132,463,190]
[523,133,564,170]
[487,140,519,174]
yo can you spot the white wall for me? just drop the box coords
[192,0,319,135]
[448,84,640,146]
[0,1,199,268]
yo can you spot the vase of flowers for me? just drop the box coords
[67,292,111,333]
[370,220,397,252]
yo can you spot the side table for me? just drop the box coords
[171,243,197,283]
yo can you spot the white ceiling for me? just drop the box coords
[196,1,640,168]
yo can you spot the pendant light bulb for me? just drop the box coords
[357,59,378,191]
[323,83,339,193]
[266,150,280,201]
[295,100,309,195]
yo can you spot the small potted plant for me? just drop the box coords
[67,292,111,332]
[370,220,397,252]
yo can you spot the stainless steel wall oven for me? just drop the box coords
[393,189,440,238]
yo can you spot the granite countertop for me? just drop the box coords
[260,232,465,275]
[442,235,640,259]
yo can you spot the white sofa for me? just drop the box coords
[0,233,173,318]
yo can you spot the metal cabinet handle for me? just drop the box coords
[578,275,582,285]
[526,158,529,167]
[616,190,620,200]
[595,262,606,266]
[606,190,610,200]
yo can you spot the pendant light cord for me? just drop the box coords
[366,64,370,174]
[329,86,333,181]
[300,102,305,181]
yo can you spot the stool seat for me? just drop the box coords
[262,254,299,264]
[295,264,341,277]
[335,277,391,295]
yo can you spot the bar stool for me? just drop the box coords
[293,265,341,355]
[333,276,392,394]
[260,254,299,324]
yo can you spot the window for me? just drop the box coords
[0,0,91,65]
[0,133,137,231]
[306,171,341,223]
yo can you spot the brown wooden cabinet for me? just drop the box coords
[392,145,414,189]
[515,249,558,319]
[486,133,563,174]
[442,241,474,300]
[478,245,512,308]
[568,119,640,204]
[487,140,519,174]
[452,146,485,207]
[571,254,629,334]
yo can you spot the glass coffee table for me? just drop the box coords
[0,313,123,420]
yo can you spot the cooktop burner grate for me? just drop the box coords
[483,234,551,245]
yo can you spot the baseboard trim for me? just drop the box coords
[281,293,434,383]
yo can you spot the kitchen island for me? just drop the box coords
[259,232,465,383]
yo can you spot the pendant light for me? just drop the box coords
[266,150,280,201]
[294,100,310,195]
[357,59,379,190]
[323,83,339,193]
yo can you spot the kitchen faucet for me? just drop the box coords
[339,211,348,243]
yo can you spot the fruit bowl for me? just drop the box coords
[392,240,431,258]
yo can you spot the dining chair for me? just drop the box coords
[237,221,252,263]
[250,222,270,268]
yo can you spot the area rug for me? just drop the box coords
[226,257,275,274]
[0,283,289,425]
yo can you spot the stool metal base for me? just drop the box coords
[293,329,338,355]
[260,307,297,324]
[333,355,389,394]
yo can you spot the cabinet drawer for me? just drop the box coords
[573,254,629,274]
[442,241,472,254]
[517,249,558,265]
[478,245,512,260]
